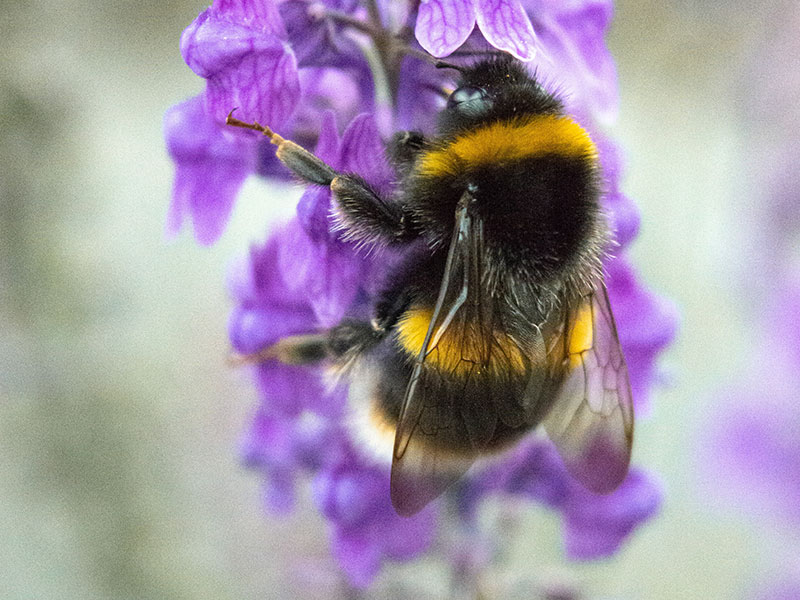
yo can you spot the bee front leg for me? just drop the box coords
[226,111,336,185]
[328,174,417,246]
[227,111,417,246]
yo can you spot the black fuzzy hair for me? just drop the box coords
[437,55,563,136]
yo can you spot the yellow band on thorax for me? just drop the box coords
[418,114,597,178]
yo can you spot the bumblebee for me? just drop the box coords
[228,56,633,516]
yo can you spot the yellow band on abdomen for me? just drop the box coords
[396,307,528,376]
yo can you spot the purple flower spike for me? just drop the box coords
[416,0,477,58]
[181,0,300,126]
[164,95,255,245]
[167,0,676,587]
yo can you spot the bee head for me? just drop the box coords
[438,55,563,136]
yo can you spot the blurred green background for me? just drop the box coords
[0,1,791,598]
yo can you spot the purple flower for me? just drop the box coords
[280,0,361,69]
[313,450,437,587]
[164,95,256,245]
[414,1,618,121]
[606,257,678,411]
[416,0,538,61]
[703,13,800,595]
[562,468,661,559]
[165,0,376,243]
[528,0,619,123]
[753,577,800,600]
[181,0,299,126]
[457,439,661,560]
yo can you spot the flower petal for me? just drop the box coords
[415,0,477,58]
[211,0,288,38]
[338,113,393,194]
[164,95,254,245]
[277,220,364,328]
[563,469,662,559]
[281,0,363,68]
[605,257,679,411]
[530,0,618,123]
[181,4,300,126]
[330,526,383,589]
[396,54,446,131]
[476,0,538,61]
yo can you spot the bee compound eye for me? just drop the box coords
[447,86,491,113]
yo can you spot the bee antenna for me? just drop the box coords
[434,60,464,72]
[402,46,464,72]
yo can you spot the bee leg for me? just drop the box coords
[387,130,428,173]
[229,320,386,366]
[327,319,386,358]
[226,110,336,185]
[227,111,417,246]
[329,175,416,245]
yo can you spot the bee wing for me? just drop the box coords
[391,191,489,516]
[541,284,634,493]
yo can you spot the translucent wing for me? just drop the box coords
[391,190,524,515]
[542,285,634,493]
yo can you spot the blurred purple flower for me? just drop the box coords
[754,577,800,600]
[606,258,677,410]
[280,0,360,68]
[528,0,619,123]
[313,450,437,586]
[458,439,661,559]
[167,0,676,588]
[164,95,256,245]
[704,8,800,596]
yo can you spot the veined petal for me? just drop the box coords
[211,0,287,38]
[476,0,538,61]
[181,5,300,125]
[415,0,477,58]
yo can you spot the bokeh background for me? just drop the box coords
[1,1,795,598]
